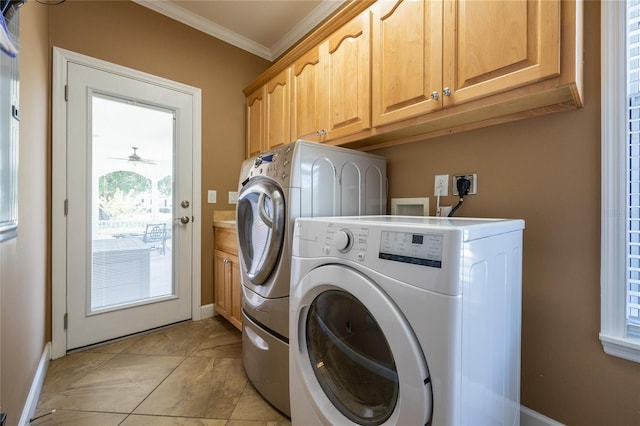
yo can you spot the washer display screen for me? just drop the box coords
[379,231,443,268]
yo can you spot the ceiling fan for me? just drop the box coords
[111,147,156,165]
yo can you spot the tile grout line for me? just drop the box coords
[118,354,191,425]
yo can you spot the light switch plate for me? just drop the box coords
[228,191,238,204]
[207,190,217,204]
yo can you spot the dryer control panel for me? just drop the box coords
[239,144,294,188]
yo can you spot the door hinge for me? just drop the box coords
[64,84,68,102]
[64,199,68,216]
[63,313,68,330]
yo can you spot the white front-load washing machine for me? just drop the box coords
[290,216,524,425]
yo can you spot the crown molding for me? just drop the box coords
[133,0,346,62]
[133,0,273,60]
[270,0,345,59]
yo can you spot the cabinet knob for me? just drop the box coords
[443,87,451,96]
[316,129,327,137]
[224,258,230,264]
[431,91,439,100]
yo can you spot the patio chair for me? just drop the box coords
[142,223,167,255]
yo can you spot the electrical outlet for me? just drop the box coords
[453,173,478,195]
[434,174,449,196]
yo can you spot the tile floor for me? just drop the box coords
[32,316,291,425]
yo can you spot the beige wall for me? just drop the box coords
[0,2,49,423]
[48,0,270,310]
[373,2,640,424]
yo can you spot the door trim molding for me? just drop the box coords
[51,47,202,359]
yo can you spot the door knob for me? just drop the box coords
[178,216,190,224]
[181,200,190,208]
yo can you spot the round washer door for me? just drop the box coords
[293,265,433,426]
[236,177,285,285]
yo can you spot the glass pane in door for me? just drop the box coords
[90,94,174,312]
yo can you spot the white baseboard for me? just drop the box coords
[200,303,215,319]
[521,405,565,426]
[18,342,51,426]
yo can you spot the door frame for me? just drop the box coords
[51,47,202,359]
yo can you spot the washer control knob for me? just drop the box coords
[333,229,353,252]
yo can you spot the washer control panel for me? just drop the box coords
[323,223,443,268]
[379,230,443,268]
[325,224,370,259]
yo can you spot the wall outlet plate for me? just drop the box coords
[434,174,449,196]
[453,173,478,195]
[207,190,217,203]
[228,191,238,204]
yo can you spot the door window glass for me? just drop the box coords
[91,94,174,311]
[306,290,399,425]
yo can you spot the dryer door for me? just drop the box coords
[292,265,433,426]
[236,177,285,285]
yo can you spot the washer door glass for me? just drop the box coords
[236,178,285,285]
[306,290,398,425]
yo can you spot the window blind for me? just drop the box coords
[628,0,640,330]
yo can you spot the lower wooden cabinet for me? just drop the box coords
[214,227,242,331]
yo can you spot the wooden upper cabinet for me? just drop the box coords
[246,68,291,158]
[246,87,265,158]
[442,0,561,107]
[291,48,324,142]
[372,0,443,127]
[292,10,372,142]
[265,68,291,151]
[322,10,371,140]
[244,0,580,151]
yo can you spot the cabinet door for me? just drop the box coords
[229,253,242,330]
[214,249,230,318]
[265,68,291,150]
[322,10,371,140]
[246,87,265,158]
[372,0,443,126]
[291,47,324,142]
[442,0,560,107]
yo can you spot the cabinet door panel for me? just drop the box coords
[265,68,291,150]
[246,88,265,158]
[372,0,443,126]
[324,11,371,139]
[214,249,229,317]
[291,49,323,141]
[230,254,242,330]
[443,0,560,106]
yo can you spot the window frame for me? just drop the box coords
[0,7,19,243]
[600,0,640,363]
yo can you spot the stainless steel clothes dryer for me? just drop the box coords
[236,140,387,416]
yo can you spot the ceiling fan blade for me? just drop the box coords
[108,147,156,165]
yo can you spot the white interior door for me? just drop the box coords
[63,60,195,350]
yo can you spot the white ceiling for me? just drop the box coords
[133,0,347,61]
